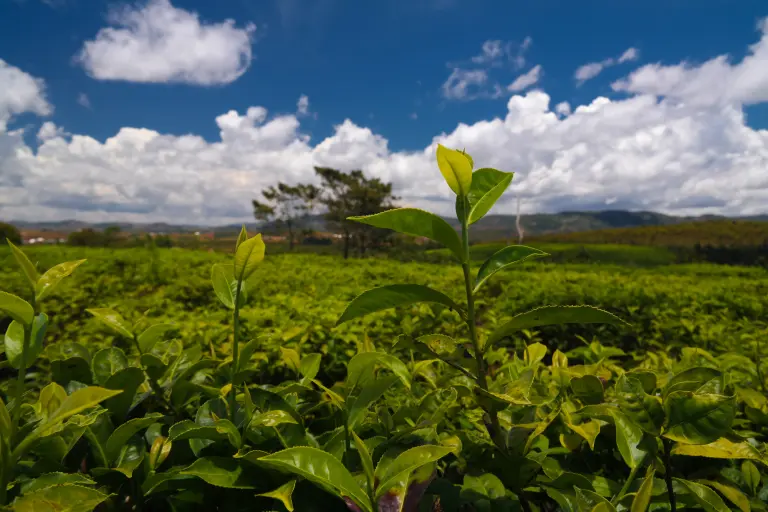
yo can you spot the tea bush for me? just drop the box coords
[0,145,766,511]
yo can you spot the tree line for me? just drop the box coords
[252,167,397,259]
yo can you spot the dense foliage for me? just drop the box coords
[532,220,768,248]
[1,147,766,512]
[0,224,20,246]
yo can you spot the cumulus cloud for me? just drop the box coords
[575,46,639,85]
[0,59,51,130]
[613,20,768,107]
[3,27,768,224]
[75,0,256,85]
[508,65,542,92]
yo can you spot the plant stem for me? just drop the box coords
[614,454,646,503]
[10,326,31,435]
[229,280,244,424]
[460,208,531,512]
[662,438,677,512]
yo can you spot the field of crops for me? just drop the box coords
[1,242,767,511]
[1,146,767,512]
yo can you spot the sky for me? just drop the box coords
[1,0,768,225]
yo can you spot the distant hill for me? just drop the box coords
[9,210,768,242]
[530,219,768,247]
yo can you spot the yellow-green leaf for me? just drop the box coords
[86,308,133,339]
[663,392,735,445]
[257,447,371,512]
[674,478,730,512]
[12,484,111,512]
[671,437,763,462]
[0,291,34,326]
[180,456,256,489]
[258,480,296,511]
[8,239,38,286]
[234,233,265,282]
[35,260,86,302]
[630,469,655,512]
[347,208,464,261]
[474,245,548,292]
[436,144,473,195]
[698,480,751,512]
[487,306,627,347]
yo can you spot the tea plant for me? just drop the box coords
[0,146,766,511]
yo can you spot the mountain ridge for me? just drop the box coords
[10,210,768,241]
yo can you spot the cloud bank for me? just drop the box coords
[2,22,768,224]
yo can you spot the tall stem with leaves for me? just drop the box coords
[211,226,265,425]
[336,144,625,511]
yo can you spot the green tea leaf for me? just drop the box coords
[524,342,548,366]
[137,323,177,353]
[436,144,473,196]
[609,409,646,469]
[616,375,664,435]
[12,484,111,512]
[8,239,39,286]
[671,437,764,461]
[663,392,735,445]
[664,367,723,397]
[299,353,322,382]
[464,168,514,224]
[20,473,96,494]
[347,208,464,261]
[234,233,265,282]
[374,445,453,500]
[35,259,86,302]
[103,367,144,420]
[487,306,627,347]
[112,436,146,478]
[249,410,299,428]
[673,478,730,512]
[742,460,761,495]
[474,244,548,292]
[353,432,375,495]
[91,347,128,385]
[105,413,164,462]
[461,473,506,500]
[180,457,256,489]
[347,375,400,429]
[698,480,750,512]
[257,480,296,511]
[0,291,34,326]
[86,308,133,339]
[571,375,605,405]
[236,225,248,252]
[257,447,371,512]
[631,469,655,512]
[346,351,410,391]
[5,315,45,370]
[211,263,246,310]
[337,284,464,326]
[35,386,123,438]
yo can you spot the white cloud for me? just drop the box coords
[613,20,768,107]
[77,93,91,109]
[618,47,639,63]
[37,121,66,141]
[296,95,309,116]
[76,0,256,86]
[508,65,542,92]
[0,59,51,130]
[555,101,571,116]
[441,68,490,100]
[410,113,418,120]
[575,46,640,85]
[3,25,768,224]
[470,37,531,68]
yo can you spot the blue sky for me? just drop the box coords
[1,0,768,224]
